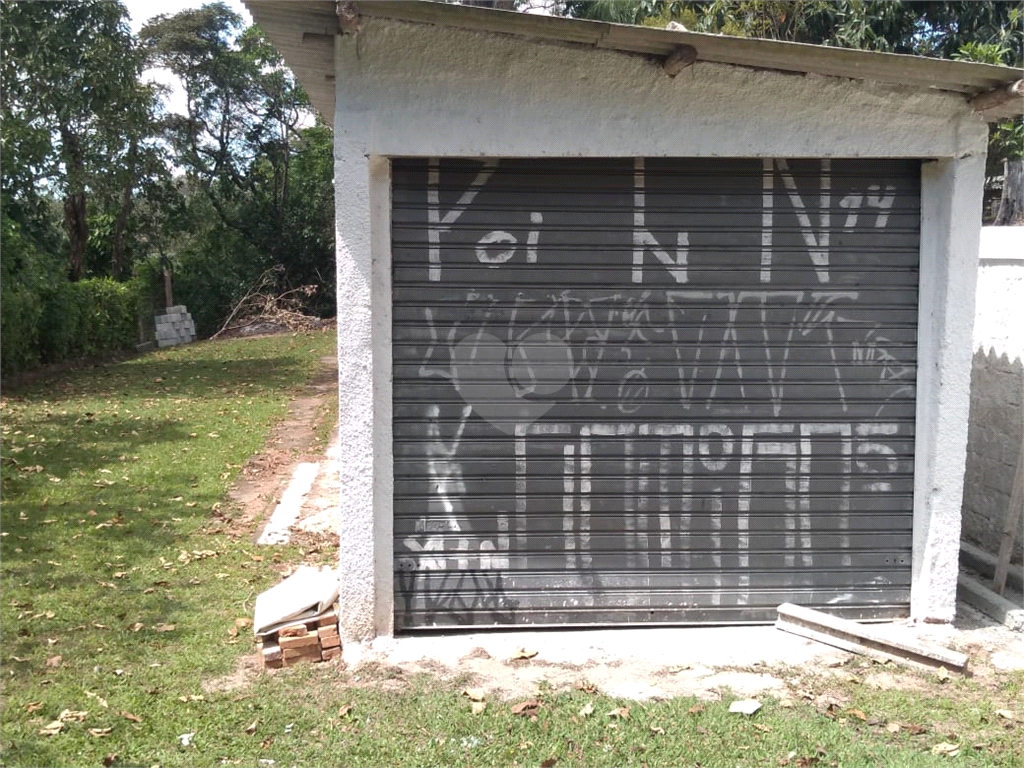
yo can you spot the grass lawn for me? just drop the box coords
[1,330,1022,767]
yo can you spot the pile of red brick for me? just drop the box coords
[259,605,341,668]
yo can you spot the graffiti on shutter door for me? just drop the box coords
[392,158,918,628]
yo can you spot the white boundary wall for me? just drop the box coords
[961,227,1024,557]
[332,18,989,638]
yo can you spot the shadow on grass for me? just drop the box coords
[5,355,311,402]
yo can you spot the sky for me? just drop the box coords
[123,0,252,115]
[123,0,251,33]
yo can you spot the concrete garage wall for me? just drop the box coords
[332,18,989,638]
[962,227,1024,561]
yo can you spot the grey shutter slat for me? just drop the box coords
[392,157,919,629]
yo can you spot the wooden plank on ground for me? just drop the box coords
[775,603,968,673]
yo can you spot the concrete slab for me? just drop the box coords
[345,624,849,674]
[957,573,1024,631]
[257,462,319,545]
[960,540,1024,594]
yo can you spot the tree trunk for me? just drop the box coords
[995,159,1024,226]
[111,139,138,281]
[63,192,88,281]
[163,266,174,309]
[60,125,89,281]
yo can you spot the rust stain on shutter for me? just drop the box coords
[391,158,919,629]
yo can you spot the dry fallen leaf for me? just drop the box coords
[931,742,961,757]
[85,691,109,709]
[905,723,928,735]
[46,655,62,668]
[607,706,630,720]
[847,708,867,721]
[88,727,113,737]
[510,648,538,660]
[338,704,353,717]
[58,709,88,722]
[25,701,43,713]
[120,711,142,723]
[128,622,144,633]
[178,695,204,703]
[38,720,63,736]
[995,709,1015,721]
[245,720,258,735]
[462,688,486,702]
[936,666,950,683]
[102,753,117,767]
[650,725,666,735]
[511,699,541,716]
[579,702,594,718]
[688,704,704,715]
[235,617,253,628]
[668,663,693,673]
[540,758,557,768]
[753,723,772,733]
[886,722,901,734]
[471,701,487,715]
[153,623,175,632]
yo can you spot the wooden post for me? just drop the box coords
[163,266,173,310]
[992,434,1023,595]
[993,368,1024,595]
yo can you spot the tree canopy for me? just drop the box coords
[1,0,336,375]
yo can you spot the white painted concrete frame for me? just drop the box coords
[912,156,985,622]
[333,21,990,639]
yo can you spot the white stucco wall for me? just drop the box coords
[334,18,990,638]
[962,227,1024,558]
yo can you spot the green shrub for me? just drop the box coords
[33,278,140,365]
[1,210,46,377]
[0,281,43,377]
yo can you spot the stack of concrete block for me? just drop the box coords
[155,305,197,348]
[259,604,341,668]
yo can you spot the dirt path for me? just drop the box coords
[216,353,338,549]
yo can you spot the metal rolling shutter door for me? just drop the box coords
[392,157,919,629]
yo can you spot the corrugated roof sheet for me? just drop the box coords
[246,0,1023,122]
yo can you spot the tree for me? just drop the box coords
[557,1,1023,223]
[141,5,310,250]
[140,4,334,321]
[1,0,158,280]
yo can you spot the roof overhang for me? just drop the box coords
[246,0,1023,123]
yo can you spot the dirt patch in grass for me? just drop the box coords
[218,353,338,541]
[862,669,934,692]
[203,653,265,694]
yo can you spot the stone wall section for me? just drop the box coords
[962,228,1024,561]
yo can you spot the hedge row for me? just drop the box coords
[1,277,143,379]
